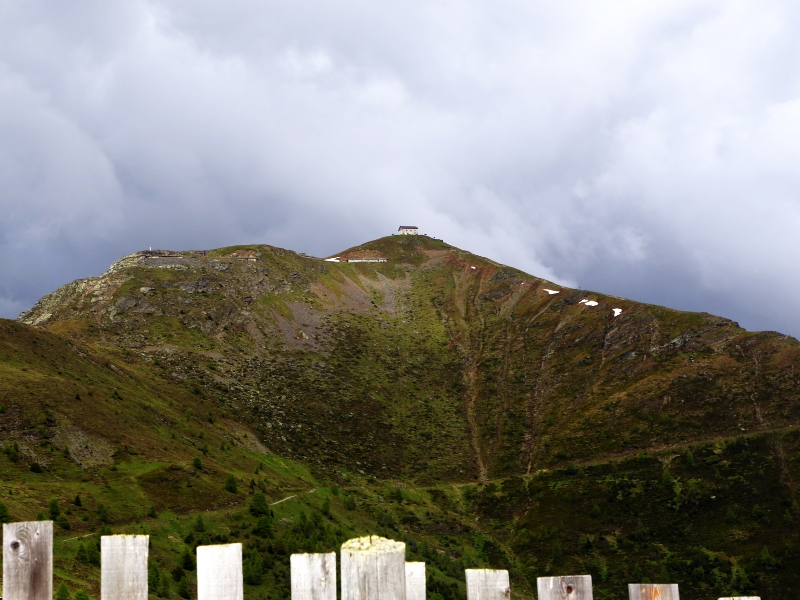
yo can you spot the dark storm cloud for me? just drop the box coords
[2,1,800,336]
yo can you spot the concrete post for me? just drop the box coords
[291,552,337,600]
[341,536,406,600]
[101,535,149,600]
[2,521,53,600]
[466,569,510,600]
[628,584,679,600]
[406,562,426,600]
[197,543,243,600]
[537,575,593,600]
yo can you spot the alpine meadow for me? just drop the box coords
[3,234,800,599]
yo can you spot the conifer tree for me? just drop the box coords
[49,499,61,520]
[178,576,190,599]
[55,583,71,600]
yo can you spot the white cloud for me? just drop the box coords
[1,0,800,337]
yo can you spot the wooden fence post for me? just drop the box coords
[341,536,406,600]
[101,534,149,600]
[465,569,509,600]
[537,575,593,600]
[405,562,426,600]
[628,584,679,600]
[291,552,336,600]
[2,520,53,600]
[197,543,243,600]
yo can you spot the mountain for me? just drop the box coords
[4,234,800,599]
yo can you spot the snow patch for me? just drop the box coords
[544,289,559,295]
[613,308,623,317]
[585,301,598,307]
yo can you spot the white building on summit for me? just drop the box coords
[398,226,418,235]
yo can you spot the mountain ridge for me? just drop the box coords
[16,235,800,482]
[4,234,800,599]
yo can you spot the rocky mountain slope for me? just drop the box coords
[4,234,800,599]
[19,236,800,481]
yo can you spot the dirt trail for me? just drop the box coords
[270,489,315,505]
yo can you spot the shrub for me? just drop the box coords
[192,457,202,470]
[148,563,161,589]
[55,515,71,530]
[29,462,42,473]
[730,564,751,592]
[74,590,91,600]
[55,583,71,600]
[181,549,196,571]
[662,470,675,487]
[249,492,269,516]
[224,474,237,493]
[98,504,110,523]
[76,543,88,564]
[0,502,10,523]
[86,541,100,566]
[5,442,19,462]
[254,515,273,538]
[194,514,205,532]
[591,552,609,581]
[178,576,190,599]
[158,575,171,598]
[243,556,263,585]
[760,546,778,569]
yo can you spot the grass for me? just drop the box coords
[4,234,800,598]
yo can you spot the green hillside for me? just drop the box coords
[2,234,800,599]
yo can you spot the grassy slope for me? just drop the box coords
[4,235,800,598]
[0,320,485,600]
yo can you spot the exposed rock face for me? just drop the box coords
[16,236,800,483]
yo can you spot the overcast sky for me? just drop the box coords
[2,1,800,337]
